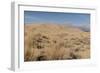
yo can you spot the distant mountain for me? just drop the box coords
[76,24,90,32]
[64,23,90,32]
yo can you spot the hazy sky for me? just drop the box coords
[24,11,90,26]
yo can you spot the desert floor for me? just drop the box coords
[24,23,90,61]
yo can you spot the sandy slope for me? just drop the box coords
[24,24,90,61]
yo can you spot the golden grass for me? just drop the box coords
[24,24,90,61]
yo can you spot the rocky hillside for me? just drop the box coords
[24,24,90,61]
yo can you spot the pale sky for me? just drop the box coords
[24,11,90,27]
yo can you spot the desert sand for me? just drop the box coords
[24,23,90,61]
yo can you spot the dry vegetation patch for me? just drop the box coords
[24,24,90,61]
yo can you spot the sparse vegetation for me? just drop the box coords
[24,24,90,61]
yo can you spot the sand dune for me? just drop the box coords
[24,24,90,61]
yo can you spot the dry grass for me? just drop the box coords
[24,24,90,61]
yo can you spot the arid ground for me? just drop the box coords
[24,23,90,61]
